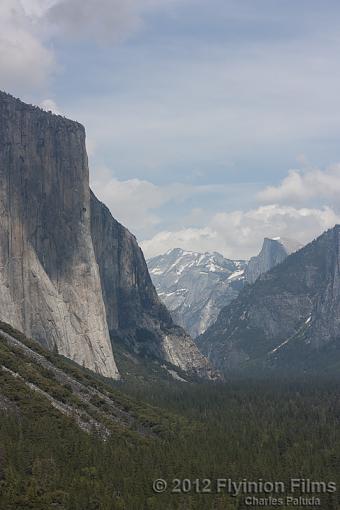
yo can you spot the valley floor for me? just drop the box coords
[1,367,340,509]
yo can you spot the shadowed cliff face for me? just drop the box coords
[0,91,119,378]
[197,226,340,374]
[0,91,214,380]
[90,193,216,378]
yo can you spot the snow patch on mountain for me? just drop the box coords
[147,248,247,338]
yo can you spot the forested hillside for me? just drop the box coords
[0,322,340,509]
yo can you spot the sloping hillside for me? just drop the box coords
[198,225,340,375]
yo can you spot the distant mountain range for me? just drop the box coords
[147,238,301,338]
[148,249,246,337]
[197,226,340,375]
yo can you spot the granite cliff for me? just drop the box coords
[0,91,213,379]
[0,91,119,379]
[245,237,302,284]
[197,226,340,374]
[91,195,214,377]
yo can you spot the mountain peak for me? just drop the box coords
[148,249,247,337]
[197,224,340,375]
[245,236,302,284]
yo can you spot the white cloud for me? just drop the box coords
[92,164,340,259]
[45,0,182,43]
[258,165,340,205]
[0,0,180,93]
[3,1,340,263]
[39,98,61,115]
[141,204,340,259]
[141,228,218,258]
[46,0,142,43]
[91,175,169,235]
[0,1,55,91]
[21,0,58,17]
[90,168,240,238]
[90,170,195,237]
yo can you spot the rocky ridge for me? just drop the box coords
[197,226,340,374]
[0,91,213,380]
[91,200,215,378]
[245,237,302,284]
[148,248,246,337]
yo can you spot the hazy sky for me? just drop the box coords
[2,0,340,258]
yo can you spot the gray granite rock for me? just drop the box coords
[0,91,214,380]
[0,91,119,378]
[197,226,340,374]
[245,237,302,284]
[91,195,216,379]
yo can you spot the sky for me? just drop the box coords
[2,0,340,259]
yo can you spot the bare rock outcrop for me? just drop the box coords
[198,226,340,374]
[0,91,214,380]
[0,91,119,378]
[91,194,216,378]
[245,237,302,284]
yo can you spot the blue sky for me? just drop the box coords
[2,0,340,258]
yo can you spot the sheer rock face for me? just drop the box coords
[0,91,119,379]
[245,237,302,284]
[197,226,340,374]
[0,91,213,380]
[90,194,216,378]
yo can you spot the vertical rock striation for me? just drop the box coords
[0,91,119,378]
[245,237,302,284]
[90,194,215,378]
[0,91,214,380]
[198,226,340,374]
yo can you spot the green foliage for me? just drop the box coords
[1,371,340,508]
[1,322,340,508]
